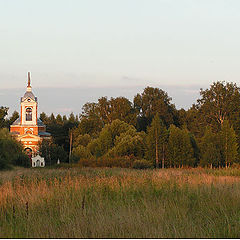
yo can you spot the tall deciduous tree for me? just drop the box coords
[167,125,195,168]
[134,87,179,131]
[197,81,240,131]
[146,113,168,168]
[220,120,239,167]
[200,126,221,168]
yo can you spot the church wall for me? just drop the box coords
[10,125,39,135]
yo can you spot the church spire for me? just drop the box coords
[27,72,32,92]
[28,72,31,87]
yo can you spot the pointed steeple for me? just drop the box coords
[27,72,32,92]
[28,72,31,87]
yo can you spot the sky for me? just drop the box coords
[0,0,239,116]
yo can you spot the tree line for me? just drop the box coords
[0,81,239,169]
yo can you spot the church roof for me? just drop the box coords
[38,131,51,136]
[37,118,45,126]
[21,91,37,102]
[11,117,46,126]
[12,117,21,125]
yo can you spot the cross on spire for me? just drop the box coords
[28,72,31,87]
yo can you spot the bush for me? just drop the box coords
[77,158,97,167]
[132,159,153,169]
[97,156,133,168]
[76,155,134,168]
[0,128,28,169]
[231,163,240,169]
[14,154,31,168]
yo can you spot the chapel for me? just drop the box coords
[10,72,51,159]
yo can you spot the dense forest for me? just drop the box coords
[0,81,239,169]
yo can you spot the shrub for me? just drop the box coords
[76,155,134,168]
[231,163,240,169]
[77,158,97,167]
[97,156,133,168]
[132,159,153,169]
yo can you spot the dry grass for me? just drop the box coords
[1,167,240,238]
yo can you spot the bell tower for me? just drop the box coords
[20,72,38,126]
[10,72,51,159]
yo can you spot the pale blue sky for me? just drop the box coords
[0,0,240,115]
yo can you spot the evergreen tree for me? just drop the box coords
[146,113,168,168]
[56,114,63,125]
[40,112,48,124]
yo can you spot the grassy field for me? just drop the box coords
[1,167,240,238]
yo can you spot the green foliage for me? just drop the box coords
[220,120,239,167]
[132,159,153,169]
[40,112,79,154]
[145,113,168,168]
[108,131,146,158]
[73,119,145,162]
[97,96,137,126]
[167,125,195,167]
[180,104,204,138]
[73,134,91,147]
[134,87,179,131]
[200,126,221,168]
[0,128,28,169]
[39,139,68,166]
[5,110,19,128]
[77,156,134,168]
[3,80,240,169]
[72,145,92,161]
[197,81,240,131]
[77,96,137,138]
[0,106,8,128]
[85,119,136,158]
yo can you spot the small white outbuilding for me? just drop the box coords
[32,155,45,167]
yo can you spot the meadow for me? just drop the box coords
[1,167,240,238]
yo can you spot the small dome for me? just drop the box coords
[22,91,37,102]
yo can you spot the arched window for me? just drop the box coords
[26,108,32,121]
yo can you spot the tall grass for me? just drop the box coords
[0,167,240,238]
